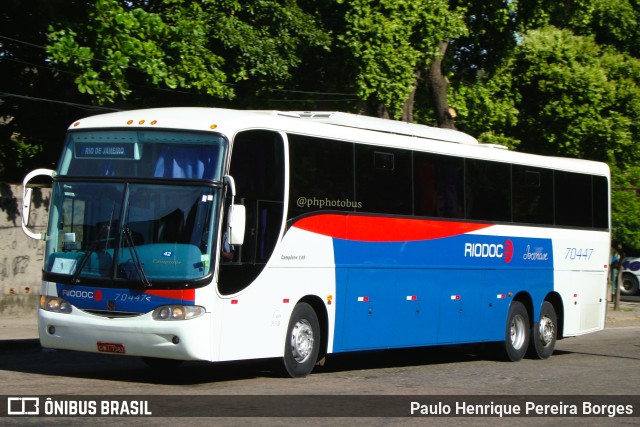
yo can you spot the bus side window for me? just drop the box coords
[287,134,355,219]
[218,130,285,295]
[414,152,464,219]
[355,146,412,215]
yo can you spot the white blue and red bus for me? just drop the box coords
[22,108,610,377]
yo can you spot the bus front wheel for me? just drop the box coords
[502,301,530,362]
[527,301,557,360]
[282,302,320,378]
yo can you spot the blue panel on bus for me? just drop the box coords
[331,234,554,352]
[55,284,195,314]
[333,234,553,269]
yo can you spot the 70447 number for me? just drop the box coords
[565,247,594,260]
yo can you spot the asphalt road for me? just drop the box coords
[1,323,639,426]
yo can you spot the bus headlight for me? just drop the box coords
[40,295,72,314]
[152,305,205,321]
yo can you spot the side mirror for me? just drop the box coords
[223,174,245,245]
[22,168,55,240]
[227,204,246,245]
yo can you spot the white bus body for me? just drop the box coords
[22,108,611,376]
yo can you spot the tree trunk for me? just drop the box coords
[401,69,421,123]
[357,100,389,119]
[376,103,390,119]
[428,39,456,129]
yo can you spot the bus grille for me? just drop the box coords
[82,309,143,318]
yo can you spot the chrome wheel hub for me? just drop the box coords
[290,319,314,363]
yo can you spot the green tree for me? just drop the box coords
[510,29,634,160]
[3,0,640,256]
[612,166,640,251]
[0,0,96,182]
[445,0,520,145]
[337,0,466,123]
[518,0,640,57]
[46,0,330,106]
[507,0,640,250]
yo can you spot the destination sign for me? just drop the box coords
[75,142,137,159]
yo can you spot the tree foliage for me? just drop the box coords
[0,0,91,179]
[510,28,632,160]
[3,0,640,248]
[612,166,640,250]
[337,0,466,119]
[450,1,640,248]
[45,0,329,105]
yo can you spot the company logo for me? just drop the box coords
[503,240,514,263]
[464,239,514,263]
[623,259,640,271]
[522,245,549,261]
[61,289,102,301]
[7,396,152,416]
[7,397,39,415]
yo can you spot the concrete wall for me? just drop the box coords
[0,184,49,314]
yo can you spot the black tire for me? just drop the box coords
[501,301,530,362]
[142,357,183,369]
[527,301,557,360]
[621,273,639,296]
[283,302,320,378]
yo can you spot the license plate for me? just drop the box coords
[97,342,126,354]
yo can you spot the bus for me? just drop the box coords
[621,258,640,295]
[21,108,611,377]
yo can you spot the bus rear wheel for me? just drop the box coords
[501,301,530,362]
[282,302,320,378]
[527,301,557,360]
[621,273,639,296]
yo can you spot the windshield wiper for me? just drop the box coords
[69,201,116,285]
[122,227,152,288]
[68,225,111,284]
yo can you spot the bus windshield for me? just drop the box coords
[45,180,220,287]
[59,129,225,179]
[43,129,226,288]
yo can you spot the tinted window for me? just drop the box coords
[414,152,464,218]
[219,130,285,295]
[465,159,511,222]
[513,166,553,225]
[288,134,355,220]
[61,130,225,180]
[555,171,592,227]
[593,176,609,229]
[355,146,412,215]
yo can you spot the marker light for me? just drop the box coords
[152,305,205,321]
[40,295,72,314]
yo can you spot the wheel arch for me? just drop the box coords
[512,291,534,329]
[544,292,564,340]
[297,295,329,363]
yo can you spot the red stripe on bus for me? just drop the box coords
[145,289,196,302]
[293,214,491,242]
